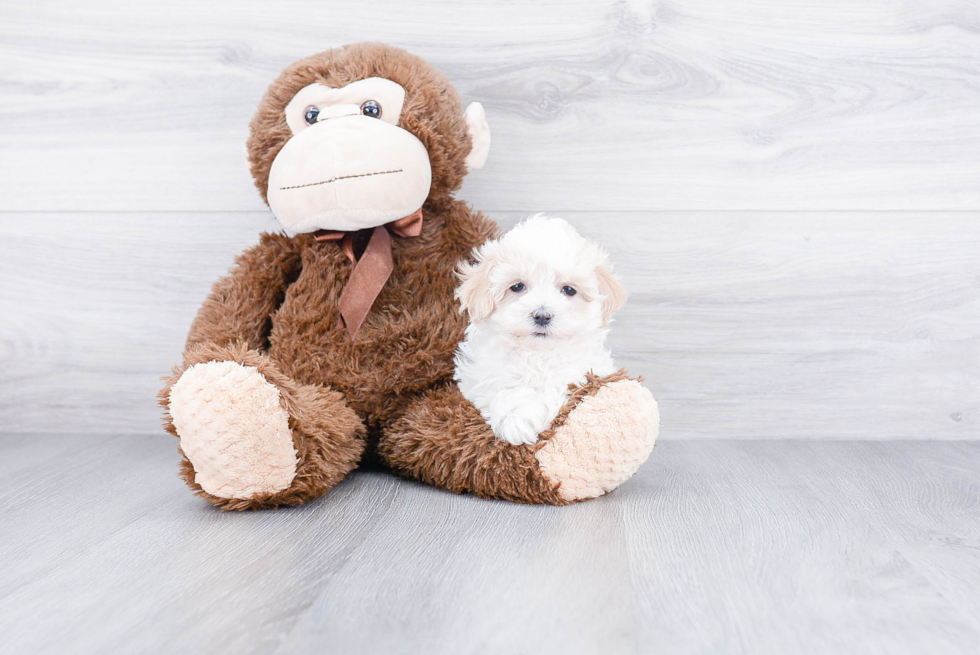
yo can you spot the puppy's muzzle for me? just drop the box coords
[532,308,553,327]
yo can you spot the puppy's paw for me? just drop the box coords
[493,414,541,446]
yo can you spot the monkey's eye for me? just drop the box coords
[510,282,526,293]
[304,106,320,125]
[361,100,381,119]
[561,285,577,296]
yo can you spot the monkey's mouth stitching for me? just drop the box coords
[280,169,403,191]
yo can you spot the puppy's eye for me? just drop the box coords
[361,100,382,119]
[510,282,526,293]
[304,106,320,125]
[561,285,577,296]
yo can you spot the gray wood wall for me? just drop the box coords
[1,0,978,439]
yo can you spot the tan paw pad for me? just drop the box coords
[169,361,298,499]
[536,380,660,501]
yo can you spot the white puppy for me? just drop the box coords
[453,214,627,445]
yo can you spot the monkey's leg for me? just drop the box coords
[379,371,659,504]
[160,343,366,510]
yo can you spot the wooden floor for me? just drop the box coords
[1,436,978,655]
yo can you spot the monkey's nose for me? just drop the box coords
[314,104,362,121]
[532,309,553,327]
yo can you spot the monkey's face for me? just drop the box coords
[267,77,431,233]
[250,46,491,235]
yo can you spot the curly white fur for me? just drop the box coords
[453,215,626,445]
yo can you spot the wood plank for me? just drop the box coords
[278,486,636,654]
[1,0,979,211]
[622,440,980,654]
[0,434,408,655]
[1,438,979,654]
[0,212,276,434]
[1,210,977,439]
[854,441,980,634]
[0,434,186,598]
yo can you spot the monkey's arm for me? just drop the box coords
[185,232,302,353]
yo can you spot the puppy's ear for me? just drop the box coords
[456,246,498,322]
[596,264,627,325]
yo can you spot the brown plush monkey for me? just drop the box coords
[160,43,659,510]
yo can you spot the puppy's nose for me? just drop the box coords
[532,308,553,327]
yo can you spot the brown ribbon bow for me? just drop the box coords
[313,208,423,339]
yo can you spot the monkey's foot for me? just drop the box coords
[168,361,298,499]
[535,378,659,502]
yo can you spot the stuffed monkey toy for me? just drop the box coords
[160,43,659,510]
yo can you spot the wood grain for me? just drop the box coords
[1,437,978,654]
[3,3,979,653]
[1,0,979,211]
[623,440,980,654]
[1,211,976,439]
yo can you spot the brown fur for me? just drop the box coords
[161,43,638,510]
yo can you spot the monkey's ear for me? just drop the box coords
[463,102,491,171]
[596,264,627,326]
[456,246,498,322]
